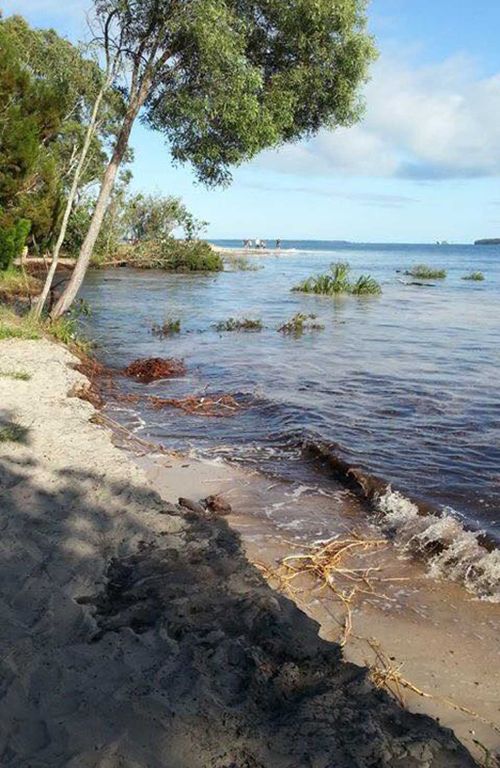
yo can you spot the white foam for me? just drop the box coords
[375,488,500,600]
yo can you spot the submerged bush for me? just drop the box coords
[215,317,263,332]
[406,264,447,279]
[293,262,381,296]
[278,313,325,335]
[462,271,485,281]
[223,254,260,272]
[152,317,181,337]
[119,239,223,272]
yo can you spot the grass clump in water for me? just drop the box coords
[224,254,260,272]
[152,317,181,337]
[406,264,447,279]
[0,422,29,444]
[278,313,325,336]
[215,317,263,332]
[293,262,381,296]
[462,271,485,281]
[0,369,31,381]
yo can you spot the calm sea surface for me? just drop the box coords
[82,241,500,539]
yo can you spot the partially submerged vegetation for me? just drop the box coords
[124,357,187,383]
[462,271,485,281]
[406,264,447,280]
[152,317,181,337]
[278,313,325,336]
[223,254,261,272]
[114,240,223,273]
[293,262,382,297]
[215,318,263,332]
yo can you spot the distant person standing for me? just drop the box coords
[276,238,281,249]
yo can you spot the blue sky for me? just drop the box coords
[4,0,500,242]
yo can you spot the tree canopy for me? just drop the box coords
[98,0,376,185]
[0,14,125,254]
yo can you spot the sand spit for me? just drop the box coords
[0,339,477,767]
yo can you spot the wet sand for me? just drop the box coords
[142,452,500,762]
[0,338,480,767]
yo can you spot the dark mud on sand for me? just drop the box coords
[85,505,475,768]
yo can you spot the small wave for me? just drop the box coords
[302,438,500,600]
[376,489,500,601]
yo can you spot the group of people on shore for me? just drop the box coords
[243,238,281,250]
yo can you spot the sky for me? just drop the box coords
[3,0,500,243]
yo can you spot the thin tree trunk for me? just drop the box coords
[33,82,108,319]
[51,97,143,319]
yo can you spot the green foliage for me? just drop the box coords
[0,15,126,252]
[121,239,223,272]
[278,313,325,336]
[152,318,181,337]
[0,307,41,340]
[95,0,375,186]
[293,262,381,297]
[0,219,31,271]
[406,265,447,280]
[215,318,263,332]
[0,422,29,444]
[351,275,383,295]
[123,193,206,243]
[462,271,485,281]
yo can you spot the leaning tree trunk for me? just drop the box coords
[33,83,108,319]
[51,97,143,319]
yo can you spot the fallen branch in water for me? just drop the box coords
[149,394,242,417]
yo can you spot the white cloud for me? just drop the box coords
[259,53,500,180]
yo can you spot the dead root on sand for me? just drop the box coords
[366,639,500,740]
[257,533,394,647]
[257,532,500,749]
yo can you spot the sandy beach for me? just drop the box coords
[0,337,484,767]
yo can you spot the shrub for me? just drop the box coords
[462,271,485,281]
[215,317,263,332]
[293,262,381,296]
[406,264,447,279]
[278,313,325,335]
[120,238,223,272]
[0,219,31,271]
[152,317,181,337]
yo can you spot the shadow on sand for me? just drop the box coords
[0,449,477,768]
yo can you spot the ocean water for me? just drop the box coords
[82,241,500,548]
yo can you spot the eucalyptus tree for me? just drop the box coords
[53,0,376,317]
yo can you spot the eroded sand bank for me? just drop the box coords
[0,339,481,767]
